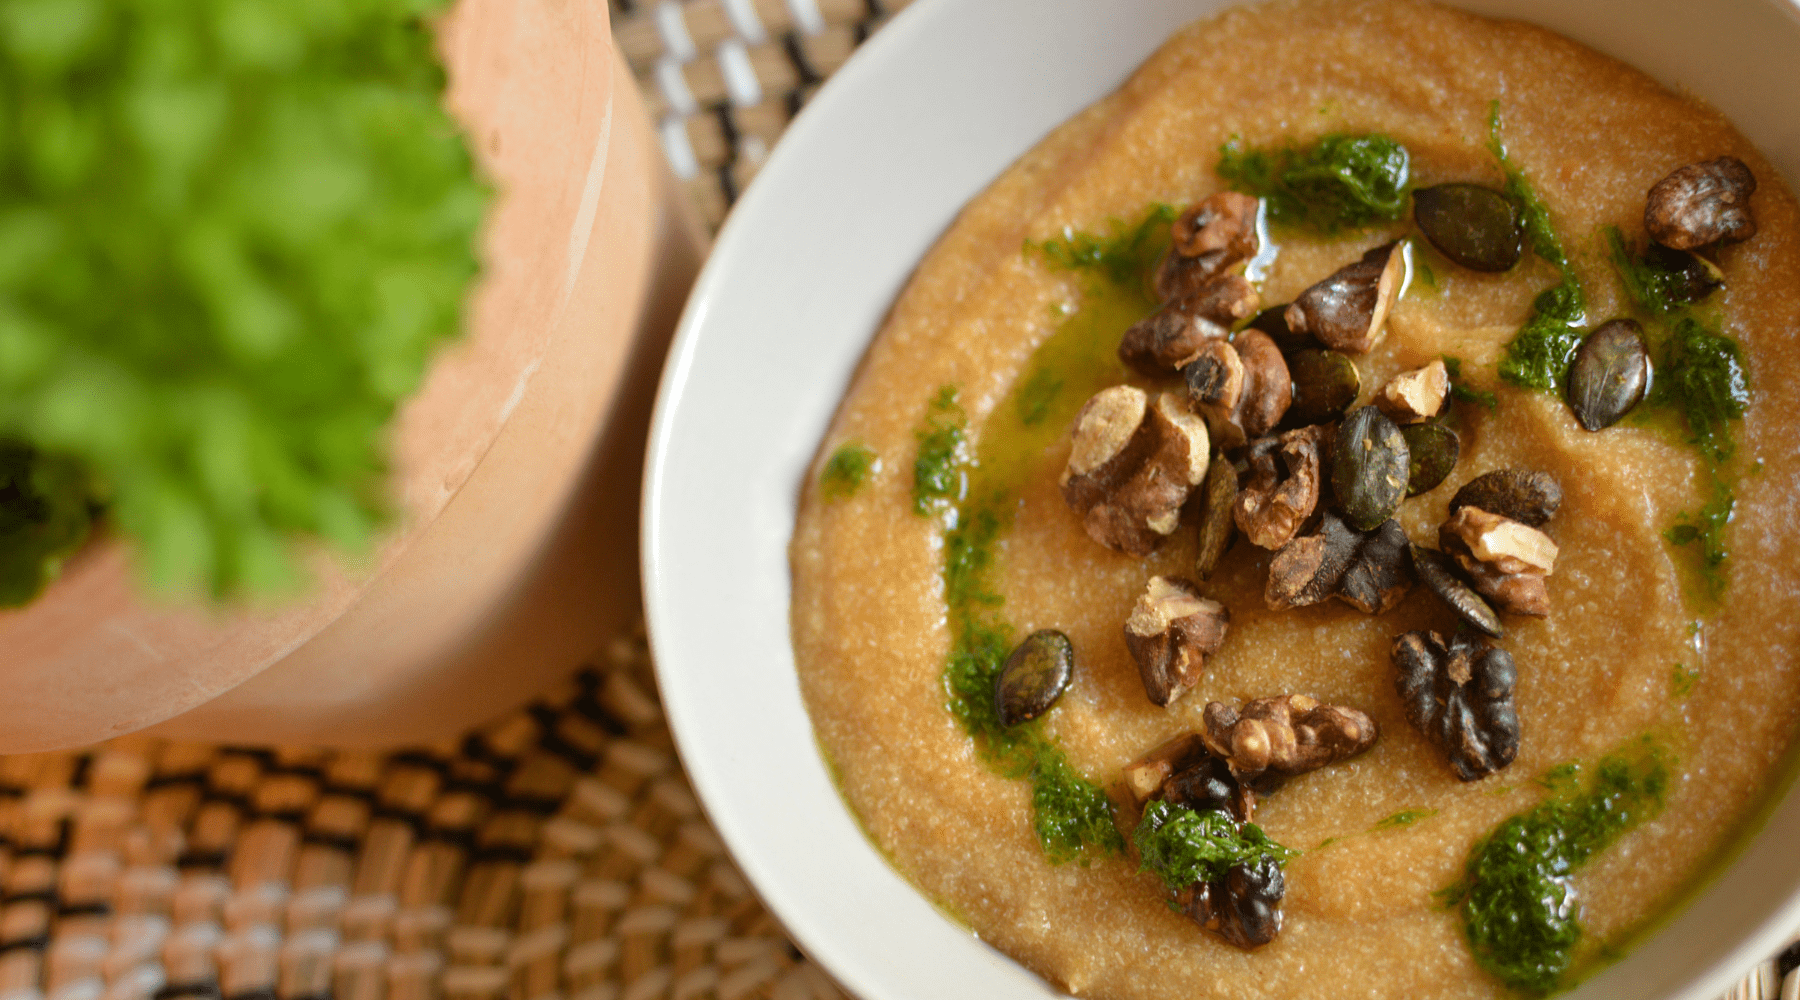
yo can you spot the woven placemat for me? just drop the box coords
[609,0,914,230]
[0,630,850,1000]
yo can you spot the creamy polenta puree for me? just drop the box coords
[789,1,1800,996]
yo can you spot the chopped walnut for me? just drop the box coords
[1265,511,1359,610]
[1284,241,1406,354]
[1185,330,1291,449]
[1375,359,1449,425]
[1118,297,1230,376]
[1440,506,1557,617]
[1124,576,1229,707]
[1645,156,1757,250]
[1061,389,1210,555]
[1232,424,1326,550]
[1267,515,1414,613]
[1200,695,1378,784]
[1392,630,1520,781]
[1336,518,1413,614]
[1121,733,1211,806]
[1155,192,1261,300]
[1176,855,1284,950]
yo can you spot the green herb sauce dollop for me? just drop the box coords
[1134,800,1297,892]
[1444,739,1670,995]
[819,442,877,500]
[1489,103,1589,392]
[1217,133,1411,232]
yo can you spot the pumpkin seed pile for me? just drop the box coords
[1001,142,1761,954]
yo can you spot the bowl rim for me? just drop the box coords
[642,1,1800,997]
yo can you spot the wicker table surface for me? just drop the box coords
[0,5,1790,1000]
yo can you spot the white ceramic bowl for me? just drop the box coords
[643,1,1800,997]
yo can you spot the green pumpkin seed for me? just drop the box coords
[1401,423,1460,496]
[1411,545,1504,637]
[995,629,1075,727]
[1195,456,1239,581]
[1285,349,1361,427]
[1413,183,1525,273]
[1331,406,1410,531]
[1567,319,1650,431]
[1449,469,1561,527]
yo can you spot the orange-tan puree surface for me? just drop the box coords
[789,1,1800,997]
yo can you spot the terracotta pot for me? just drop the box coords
[0,0,705,752]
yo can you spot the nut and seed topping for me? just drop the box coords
[1265,513,1413,613]
[1375,359,1450,425]
[1285,241,1406,354]
[1200,694,1379,783]
[994,630,1076,728]
[1412,183,1525,272]
[1193,455,1239,581]
[1119,297,1230,376]
[1411,543,1504,637]
[1122,732,1211,806]
[1568,319,1650,431]
[1336,518,1415,614]
[1331,405,1410,531]
[1284,349,1361,427]
[1176,856,1285,951]
[1125,576,1229,707]
[1266,511,1360,610]
[1645,156,1758,250]
[1234,424,1328,550]
[1449,468,1562,527]
[1155,192,1262,300]
[1401,422,1460,496]
[1392,630,1521,781]
[1187,330,1292,449]
[1441,506,1557,618]
[1061,389,1210,555]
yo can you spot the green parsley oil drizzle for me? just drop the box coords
[1372,807,1440,832]
[819,442,877,500]
[931,208,1177,862]
[1602,224,1750,604]
[1489,103,1589,391]
[910,387,967,515]
[1442,355,1498,411]
[1216,133,1411,232]
[1134,800,1298,891]
[1442,737,1671,995]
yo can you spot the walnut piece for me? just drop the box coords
[1265,511,1359,610]
[1176,855,1285,951]
[1392,630,1520,781]
[1185,330,1291,450]
[1440,506,1557,617]
[1375,359,1449,425]
[1284,241,1406,354]
[1232,424,1326,550]
[1645,156,1757,250]
[1060,389,1210,555]
[1155,192,1261,301]
[1199,695,1378,783]
[1267,515,1415,613]
[1118,297,1230,376]
[1121,732,1210,806]
[1124,576,1229,707]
